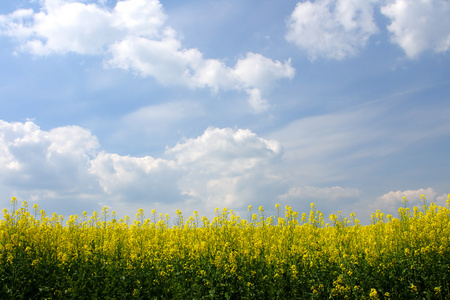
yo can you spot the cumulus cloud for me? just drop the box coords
[286,0,379,60]
[166,127,284,208]
[0,120,286,212]
[285,0,450,60]
[380,0,450,58]
[106,32,203,87]
[0,0,165,55]
[107,39,294,112]
[0,120,99,194]
[2,119,446,221]
[0,0,294,112]
[245,88,270,114]
[89,152,182,203]
[167,127,282,171]
[371,188,447,216]
[232,53,295,92]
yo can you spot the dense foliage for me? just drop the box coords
[1,195,449,299]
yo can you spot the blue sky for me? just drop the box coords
[0,0,449,224]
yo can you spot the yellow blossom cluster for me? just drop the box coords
[0,195,449,299]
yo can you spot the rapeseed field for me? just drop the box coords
[1,195,449,299]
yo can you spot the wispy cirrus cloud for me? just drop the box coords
[280,186,361,201]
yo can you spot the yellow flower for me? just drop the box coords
[369,288,379,299]
[1,198,449,298]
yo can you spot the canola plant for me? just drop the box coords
[0,196,449,299]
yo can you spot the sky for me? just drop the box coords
[0,0,449,224]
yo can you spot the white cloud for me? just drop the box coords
[380,0,450,58]
[1,118,447,221]
[106,33,205,87]
[166,127,284,209]
[0,0,295,112]
[232,53,295,92]
[112,0,167,38]
[286,0,379,60]
[0,120,286,213]
[285,0,450,60]
[246,88,270,114]
[371,188,446,216]
[167,127,282,171]
[107,40,295,107]
[0,120,99,193]
[191,59,236,92]
[0,9,35,40]
[89,152,182,203]
[47,125,99,157]
[26,2,116,55]
[0,0,165,55]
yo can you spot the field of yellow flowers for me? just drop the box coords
[1,195,449,299]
